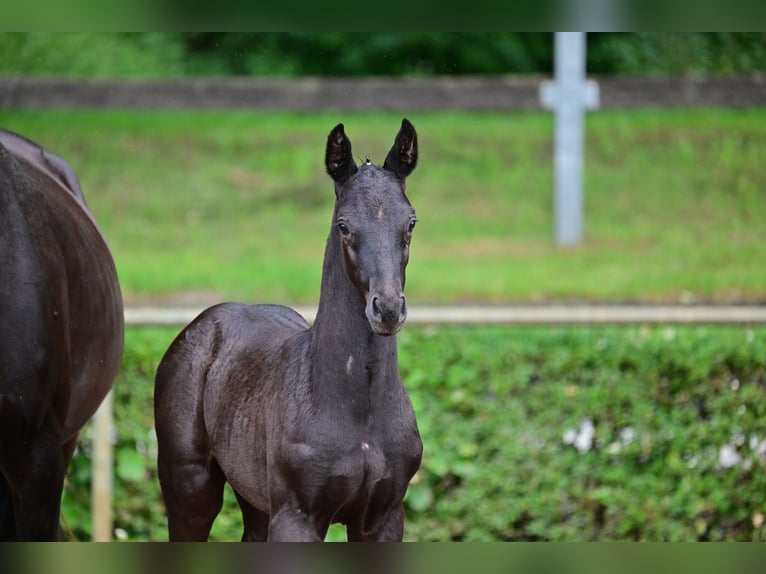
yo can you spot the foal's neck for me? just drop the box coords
[310,227,398,390]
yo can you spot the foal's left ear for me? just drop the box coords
[383,118,418,179]
[325,123,358,185]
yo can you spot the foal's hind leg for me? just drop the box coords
[158,456,226,541]
[234,491,269,541]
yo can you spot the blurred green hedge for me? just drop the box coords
[2,33,765,78]
[63,324,766,541]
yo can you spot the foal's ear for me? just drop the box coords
[383,118,418,179]
[325,123,358,185]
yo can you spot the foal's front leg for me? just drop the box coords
[347,503,405,542]
[267,505,326,541]
[234,491,269,541]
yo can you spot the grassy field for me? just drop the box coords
[0,108,764,304]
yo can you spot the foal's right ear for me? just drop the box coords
[325,123,358,186]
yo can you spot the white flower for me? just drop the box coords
[687,455,699,469]
[573,419,595,453]
[620,427,636,444]
[749,435,766,459]
[719,444,741,469]
[114,527,129,541]
[563,418,596,453]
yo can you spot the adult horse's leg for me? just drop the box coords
[234,491,269,541]
[0,423,67,541]
[55,435,81,541]
[0,472,15,540]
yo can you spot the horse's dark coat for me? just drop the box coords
[154,119,423,541]
[0,129,124,540]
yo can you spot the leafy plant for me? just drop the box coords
[4,33,765,78]
[62,325,766,541]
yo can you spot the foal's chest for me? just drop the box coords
[279,347,422,522]
[319,434,413,519]
[288,415,420,515]
[320,419,417,484]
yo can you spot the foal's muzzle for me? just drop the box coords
[366,292,408,336]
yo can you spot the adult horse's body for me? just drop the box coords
[155,119,422,541]
[0,129,124,540]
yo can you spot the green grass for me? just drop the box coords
[1,108,764,304]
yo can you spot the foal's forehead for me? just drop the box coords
[338,164,411,211]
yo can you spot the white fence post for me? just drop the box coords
[91,389,114,541]
[540,32,600,246]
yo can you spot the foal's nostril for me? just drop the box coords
[366,292,407,334]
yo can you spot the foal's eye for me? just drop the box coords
[337,221,350,236]
[408,218,417,233]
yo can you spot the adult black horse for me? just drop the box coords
[0,129,124,540]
